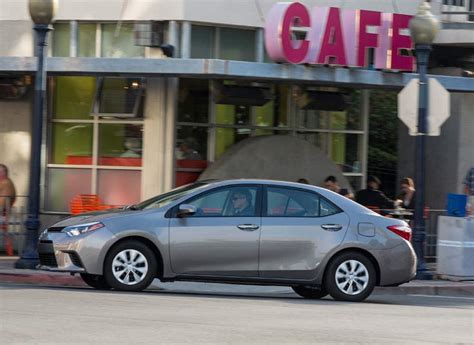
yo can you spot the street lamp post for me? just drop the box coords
[15,0,57,269]
[409,2,440,279]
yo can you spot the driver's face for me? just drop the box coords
[231,193,248,210]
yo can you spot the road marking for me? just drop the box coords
[409,294,474,301]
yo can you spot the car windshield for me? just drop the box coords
[134,182,209,210]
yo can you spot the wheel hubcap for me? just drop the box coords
[112,249,148,285]
[335,260,369,296]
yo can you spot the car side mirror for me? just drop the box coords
[177,204,197,217]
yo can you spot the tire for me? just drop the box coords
[292,285,328,299]
[104,240,157,292]
[324,251,376,302]
[80,273,111,290]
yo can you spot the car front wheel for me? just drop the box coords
[324,252,376,302]
[292,285,328,299]
[104,240,157,292]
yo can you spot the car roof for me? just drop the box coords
[200,178,325,191]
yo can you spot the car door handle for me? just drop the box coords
[237,224,260,231]
[321,224,343,231]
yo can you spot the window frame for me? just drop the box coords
[176,80,368,190]
[46,76,145,213]
[91,77,146,118]
[168,184,263,218]
[263,185,342,218]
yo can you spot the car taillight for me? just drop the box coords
[387,224,412,241]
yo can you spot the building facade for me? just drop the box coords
[0,0,473,222]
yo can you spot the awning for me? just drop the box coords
[1,57,474,92]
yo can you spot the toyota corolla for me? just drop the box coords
[38,179,416,302]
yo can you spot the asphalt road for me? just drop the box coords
[1,282,473,344]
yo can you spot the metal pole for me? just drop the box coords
[15,24,52,269]
[413,44,431,279]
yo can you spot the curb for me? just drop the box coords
[0,272,85,287]
[375,285,474,297]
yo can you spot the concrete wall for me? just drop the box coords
[0,95,32,208]
[0,0,425,25]
[0,0,466,55]
[0,20,33,56]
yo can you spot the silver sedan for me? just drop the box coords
[38,179,416,302]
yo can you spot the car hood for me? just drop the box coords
[51,208,142,227]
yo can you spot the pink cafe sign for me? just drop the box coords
[265,2,414,71]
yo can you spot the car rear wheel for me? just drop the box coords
[80,273,111,290]
[104,240,157,292]
[324,252,376,302]
[292,285,328,299]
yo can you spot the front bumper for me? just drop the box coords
[37,226,117,275]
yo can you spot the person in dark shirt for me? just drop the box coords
[324,175,353,199]
[355,175,395,211]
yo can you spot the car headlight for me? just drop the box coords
[62,222,104,237]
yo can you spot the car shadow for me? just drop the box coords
[1,281,472,309]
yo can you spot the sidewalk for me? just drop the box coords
[1,256,473,297]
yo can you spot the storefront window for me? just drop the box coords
[51,123,93,165]
[45,168,92,212]
[53,76,96,120]
[101,23,144,58]
[219,28,256,61]
[190,25,256,62]
[254,85,290,128]
[97,170,141,206]
[216,104,251,126]
[332,134,362,173]
[176,126,208,161]
[330,92,362,130]
[53,23,70,57]
[98,124,143,166]
[178,79,209,123]
[297,109,330,129]
[190,25,215,58]
[47,75,144,212]
[94,77,145,116]
[176,126,209,187]
[215,128,251,159]
[297,132,329,156]
[175,79,366,191]
[78,23,96,57]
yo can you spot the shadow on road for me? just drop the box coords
[1,281,472,309]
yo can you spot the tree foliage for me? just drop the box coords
[368,90,398,197]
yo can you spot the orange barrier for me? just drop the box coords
[69,194,119,215]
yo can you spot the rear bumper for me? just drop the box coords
[377,241,417,286]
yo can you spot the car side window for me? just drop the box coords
[183,186,259,217]
[266,187,339,217]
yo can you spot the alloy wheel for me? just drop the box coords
[335,259,369,296]
[112,249,149,285]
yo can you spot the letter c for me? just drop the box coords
[265,2,310,64]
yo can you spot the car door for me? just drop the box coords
[259,185,350,280]
[169,184,262,277]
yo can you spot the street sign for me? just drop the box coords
[428,78,451,136]
[397,78,451,136]
[398,79,418,136]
